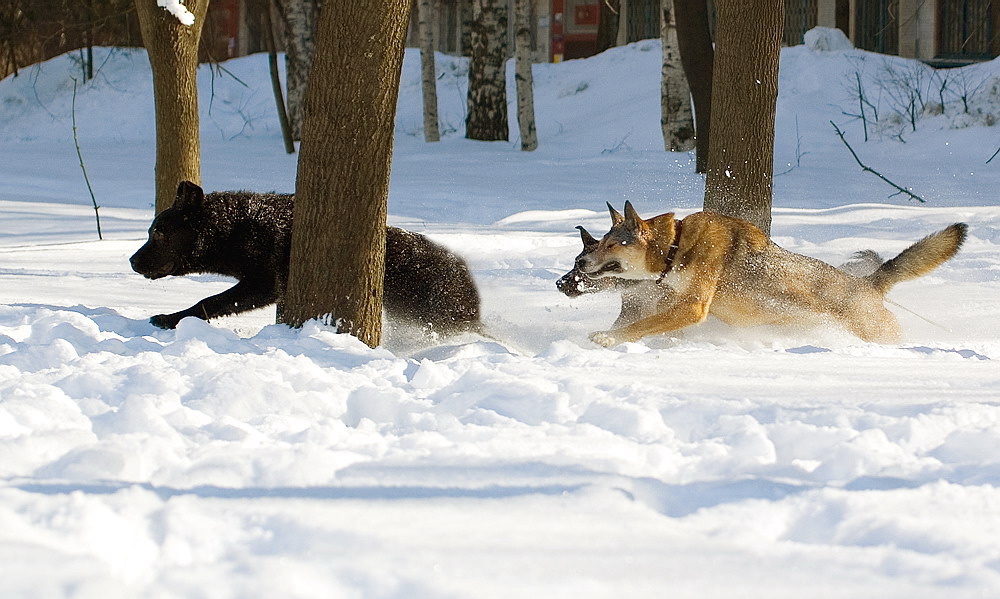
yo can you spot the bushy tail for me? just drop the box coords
[865,223,967,294]
[838,249,884,277]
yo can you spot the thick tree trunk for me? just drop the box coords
[274,0,316,142]
[465,0,508,141]
[660,0,694,152]
[458,0,473,55]
[513,0,537,151]
[134,0,209,214]
[279,0,411,347]
[418,0,440,142]
[596,0,620,53]
[703,0,782,236]
[673,0,713,173]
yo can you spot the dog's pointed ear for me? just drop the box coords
[174,181,204,210]
[576,225,599,249]
[647,212,677,236]
[607,202,624,226]
[623,201,643,231]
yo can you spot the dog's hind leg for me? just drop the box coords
[838,300,903,344]
[848,310,902,343]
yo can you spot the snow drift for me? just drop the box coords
[0,38,999,597]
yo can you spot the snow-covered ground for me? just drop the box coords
[0,36,998,597]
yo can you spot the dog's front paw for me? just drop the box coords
[589,330,620,348]
[150,313,181,330]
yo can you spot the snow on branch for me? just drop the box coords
[157,0,196,25]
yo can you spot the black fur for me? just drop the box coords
[130,181,481,334]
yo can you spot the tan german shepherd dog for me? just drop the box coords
[574,202,967,347]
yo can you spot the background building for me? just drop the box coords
[2,0,996,81]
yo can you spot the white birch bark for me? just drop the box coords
[617,0,629,46]
[418,0,441,142]
[275,0,316,142]
[514,0,537,151]
[660,0,695,151]
[466,0,508,141]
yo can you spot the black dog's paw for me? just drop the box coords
[150,313,181,329]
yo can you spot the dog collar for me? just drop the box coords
[656,220,683,283]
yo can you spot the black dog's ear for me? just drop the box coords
[174,181,204,210]
[576,225,599,249]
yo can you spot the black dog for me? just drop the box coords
[130,181,482,334]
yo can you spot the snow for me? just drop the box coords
[157,0,196,26]
[804,27,854,52]
[1,37,999,597]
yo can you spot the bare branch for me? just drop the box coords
[830,121,925,203]
[71,78,103,239]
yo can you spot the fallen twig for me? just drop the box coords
[830,120,925,203]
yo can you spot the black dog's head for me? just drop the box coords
[556,224,627,297]
[130,181,204,279]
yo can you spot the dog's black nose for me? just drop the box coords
[556,272,583,297]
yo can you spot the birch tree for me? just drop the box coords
[617,0,628,46]
[418,0,440,142]
[703,0,782,236]
[273,0,317,142]
[134,0,209,214]
[673,0,713,173]
[660,0,694,152]
[513,0,536,151]
[465,0,507,141]
[279,0,411,347]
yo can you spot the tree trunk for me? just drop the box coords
[596,0,620,53]
[418,0,440,142]
[617,0,629,45]
[513,0,537,151]
[274,0,317,142]
[702,0,782,236]
[134,0,209,214]
[279,0,411,347]
[262,1,295,153]
[465,0,508,141]
[673,0,713,173]
[660,0,694,152]
[459,0,473,56]
[993,0,1000,58]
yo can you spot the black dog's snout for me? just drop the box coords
[128,247,142,271]
[556,271,583,297]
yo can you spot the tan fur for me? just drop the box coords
[578,203,967,346]
[555,224,674,328]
